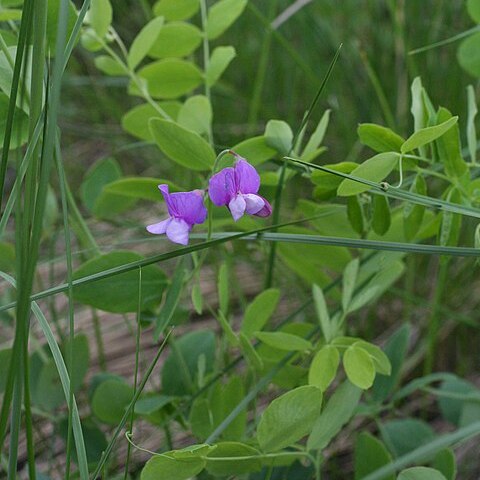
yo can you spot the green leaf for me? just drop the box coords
[141,454,205,480]
[177,95,212,137]
[136,59,203,99]
[89,0,112,38]
[432,449,457,480]
[154,263,186,340]
[191,281,203,315]
[312,284,332,342]
[355,341,391,376]
[354,432,394,480]
[148,21,202,59]
[308,345,340,392]
[467,0,480,23]
[404,174,427,241]
[265,119,293,155]
[80,157,122,212]
[217,310,238,347]
[239,333,263,371]
[372,323,410,402]
[372,195,391,236]
[397,467,447,480]
[307,380,362,450]
[439,188,462,247]
[0,242,15,273]
[122,101,181,141]
[0,9,21,20]
[0,93,28,149]
[64,334,90,392]
[206,0,248,40]
[337,152,399,196]
[210,377,247,440]
[32,359,64,410]
[467,85,478,164]
[94,55,127,76]
[457,32,480,77]
[73,251,167,313]
[301,110,330,158]
[241,288,280,338]
[101,177,181,202]
[435,107,468,179]
[343,345,376,389]
[381,418,435,457]
[206,46,236,87]
[46,0,78,52]
[342,258,359,313]
[437,377,478,426]
[358,123,405,153]
[128,16,165,70]
[161,330,216,396]
[257,385,322,452]
[206,442,262,476]
[149,118,215,170]
[231,136,276,166]
[311,162,358,200]
[153,0,199,20]
[347,196,365,235]
[91,379,133,425]
[401,116,458,154]
[254,331,312,352]
[217,263,229,316]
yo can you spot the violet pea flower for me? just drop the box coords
[146,184,207,245]
[208,158,272,221]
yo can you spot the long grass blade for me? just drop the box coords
[0,272,89,480]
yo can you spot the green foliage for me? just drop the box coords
[354,432,394,480]
[149,118,215,170]
[73,251,167,313]
[257,386,322,452]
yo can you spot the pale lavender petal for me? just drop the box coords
[243,193,265,215]
[208,167,236,206]
[254,196,272,217]
[166,218,191,245]
[167,190,207,226]
[146,218,171,234]
[228,194,246,222]
[234,159,260,194]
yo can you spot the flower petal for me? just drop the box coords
[254,196,272,217]
[158,184,177,217]
[166,218,191,245]
[234,158,260,194]
[228,194,246,222]
[208,167,236,206]
[146,218,171,234]
[243,193,265,215]
[170,191,207,226]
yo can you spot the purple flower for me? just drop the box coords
[146,184,207,245]
[208,157,272,221]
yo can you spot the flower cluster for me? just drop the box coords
[146,155,272,245]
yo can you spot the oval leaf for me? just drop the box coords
[206,0,248,40]
[149,118,215,170]
[343,345,376,389]
[148,21,202,59]
[136,59,203,99]
[73,251,167,313]
[308,345,340,392]
[207,46,236,87]
[257,385,322,452]
[397,467,447,480]
[128,16,165,70]
[241,288,280,338]
[254,331,312,352]
[153,0,199,21]
[337,152,399,196]
[401,116,458,154]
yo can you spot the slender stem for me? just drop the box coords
[199,0,213,145]
[92,309,107,370]
[424,259,449,375]
[124,268,142,480]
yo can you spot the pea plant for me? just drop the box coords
[0,1,480,480]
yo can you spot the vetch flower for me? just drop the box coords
[208,157,272,221]
[146,184,207,245]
